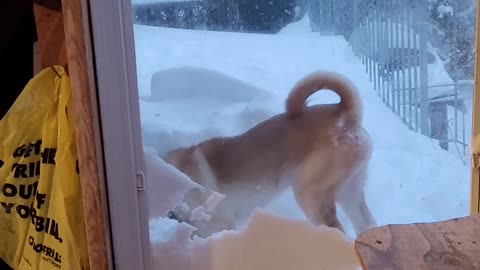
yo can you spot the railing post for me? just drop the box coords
[419,25,430,136]
[429,101,449,150]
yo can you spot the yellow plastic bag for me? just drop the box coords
[0,66,89,270]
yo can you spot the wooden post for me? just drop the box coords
[61,0,111,269]
[34,0,112,268]
[471,0,480,214]
[33,3,67,73]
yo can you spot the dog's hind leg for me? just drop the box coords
[337,165,376,236]
[294,188,344,232]
[292,157,345,232]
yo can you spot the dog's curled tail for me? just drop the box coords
[285,71,362,127]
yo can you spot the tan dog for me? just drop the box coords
[165,71,376,236]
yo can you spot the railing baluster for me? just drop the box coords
[308,0,468,159]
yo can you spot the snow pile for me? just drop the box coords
[199,212,360,270]
[277,14,312,35]
[149,210,361,270]
[145,66,270,102]
[144,147,201,219]
[140,67,277,156]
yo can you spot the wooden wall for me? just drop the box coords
[34,1,110,269]
[471,0,480,214]
[33,4,67,73]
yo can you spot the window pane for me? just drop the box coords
[130,0,476,268]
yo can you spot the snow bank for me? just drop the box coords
[140,67,279,156]
[150,211,361,270]
[145,66,270,102]
[277,14,312,35]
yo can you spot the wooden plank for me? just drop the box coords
[354,214,480,270]
[33,42,41,76]
[33,3,68,72]
[470,0,480,214]
[61,0,110,269]
[34,0,62,12]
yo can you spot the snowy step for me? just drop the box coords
[354,214,480,270]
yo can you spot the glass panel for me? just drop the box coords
[129,0,476,268]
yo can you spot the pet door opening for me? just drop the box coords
[128,0,476,269]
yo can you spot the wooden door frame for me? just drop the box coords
[471,0,480,214]
[61,0,113,269]
[37,0,152,268]
[34,0,113,269]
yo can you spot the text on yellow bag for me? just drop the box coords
[0,66,89,270]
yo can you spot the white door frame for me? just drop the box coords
[88,0,152,269]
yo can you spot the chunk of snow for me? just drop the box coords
[144,146,202,219]
[437,4,454,19]
[191,206,212,222]
[203,191,226,212]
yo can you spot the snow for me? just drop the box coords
[133,0,191,5]
[135,15,470,270]
[146,66,270,102]
[144,147,202,219]
[277,14,312,35]
[437,4,454,18]
[150,211,361,270]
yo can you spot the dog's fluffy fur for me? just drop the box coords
[165,71,376,236]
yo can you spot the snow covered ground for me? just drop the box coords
[133,16,471,270]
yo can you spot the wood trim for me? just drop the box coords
[471,0,480,214]
[34,0,62,12]
[33,42,41,75]
[62,0,111,269]
[33,4,67,71]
